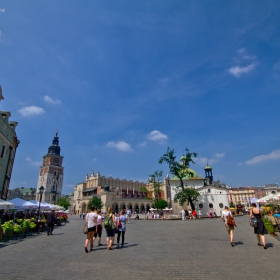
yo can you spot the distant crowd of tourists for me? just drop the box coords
[84,207,131,253]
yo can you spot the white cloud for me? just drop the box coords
[214,153,225,158]
[229,63,257,77]
[44,95,61,104]
[147,130,168,141]
[18,106,45,117]
[138,142,147,147]
[229,48,257,77]
[239,149,280,165]
[196,153,225,166]
[160,77,171,83]
[107,141,131,152]
[26,157,41,166]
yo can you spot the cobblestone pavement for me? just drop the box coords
[0,215,279,280]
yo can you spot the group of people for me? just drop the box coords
[221,203,268,249]
[181,209,202,220]
[84,206,129,253]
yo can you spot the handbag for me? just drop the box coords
[227,214,236,226]
[117,217,121,228]
[249,216,258,227]
[83,222,88,234]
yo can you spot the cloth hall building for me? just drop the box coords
[73,171,170,214]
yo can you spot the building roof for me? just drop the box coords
[204,164,212,170]
[83,188,97,193]
[20,188,35,195]
[170,168,203,180]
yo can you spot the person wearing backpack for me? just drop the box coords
[104,207,115,250]
[221,206,236,247]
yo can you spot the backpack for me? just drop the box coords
[104,215,112,229]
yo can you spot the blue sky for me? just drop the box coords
[1,1,280,194]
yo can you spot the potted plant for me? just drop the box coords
[13,224,22,239]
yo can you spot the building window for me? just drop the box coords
[209,203,213,208]
[1,145,6,158]
[199,203,203,209]
[219,203,224,208]
[208,189,211,193]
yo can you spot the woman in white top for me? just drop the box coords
[221,206,235,247]
[198,209,202,220]
[84,206,98,253]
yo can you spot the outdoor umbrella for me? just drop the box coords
[0,199,15,210]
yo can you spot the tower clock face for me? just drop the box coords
[54,157,59,163]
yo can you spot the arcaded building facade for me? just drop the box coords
[73,171,170,214]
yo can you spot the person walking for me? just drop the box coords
[209,209,213,219]
[105,207,115,250]
[126,208,131,224]
[181,209,186,221]
[84,206,98,253]
[188,210,192,219]
[213,209,217,218]
[221,206,235,247]
[45,210,55,235]
[250,203,268,249]
[96,209,103,246]
[198,209,202,220]
[192,209,197,220]
[116,210,127,248]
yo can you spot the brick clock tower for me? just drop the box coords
[36,131,64,204]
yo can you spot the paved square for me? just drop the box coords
[0,215,279,279]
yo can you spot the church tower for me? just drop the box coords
[36,131,64,204]
[204,163,213,186]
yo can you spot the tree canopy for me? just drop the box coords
[159,147,199,210]
[87,197,104,210]
[57,196,71,209]
[140,170,163,205]
[154,199,168,210]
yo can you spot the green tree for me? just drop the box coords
[57,196,71,209]
[155,199,168,210]
[159,147,199,210]
[141,170,163,206]
[87,197,104,210]
[229,201,235,208]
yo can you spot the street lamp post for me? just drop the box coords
[37,186,44,233]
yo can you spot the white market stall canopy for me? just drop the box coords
[28,200,50,210]
[0,199,15,210]
[8,198,38,210]
[256,193,278,203]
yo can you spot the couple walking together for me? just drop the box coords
[221,203,268,249]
